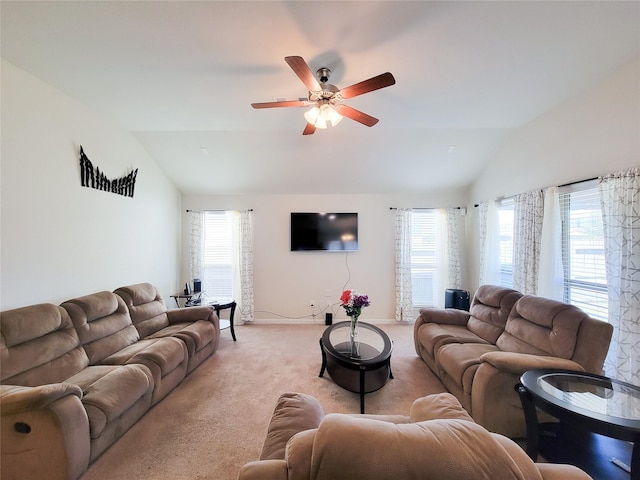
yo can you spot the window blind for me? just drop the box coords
[497,197,514,288]
[411,209,439,307]
[202,211,233,298]
[558,183,608,321]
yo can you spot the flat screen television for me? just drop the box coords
[290,212,358,252]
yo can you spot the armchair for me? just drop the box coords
[238,392,592,480]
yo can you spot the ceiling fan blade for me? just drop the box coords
[285,56,321,92]
[335,104,379,127]
[338,72,396,99]
[302,123,316,135]
[251,100,310,109]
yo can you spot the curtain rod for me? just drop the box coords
[389,206,464,210]
[186,209,253,212]
[473,176,600,207]
[558,176,597,188]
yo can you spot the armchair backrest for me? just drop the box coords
[466,285,522,343]
[1,304,89,385]
[292,415,542,480]
[496,295,613,373]
[114,283,169,338]
[62,291,139,364]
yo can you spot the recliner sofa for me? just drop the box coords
[0,283,219,480]
[414,285,613,438]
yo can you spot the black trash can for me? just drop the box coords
[445,289,470,311]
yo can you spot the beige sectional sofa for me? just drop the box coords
[238,391,592,479]
[1,283,219,480]
[414,284,613,438]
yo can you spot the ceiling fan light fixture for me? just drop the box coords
[304,103,343,129]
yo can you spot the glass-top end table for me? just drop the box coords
[534,370,640,422]
[319,321,393,414]
[517,369,640,478]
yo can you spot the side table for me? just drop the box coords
[170,293,195,308]
[200,297,237,342]
[516,369,640,479]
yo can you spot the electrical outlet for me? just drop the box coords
[324,289,332,306]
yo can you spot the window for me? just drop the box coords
[559,183,608,321]
[497,198,514,288]
[411,210,439,307]
[202,211,233,298]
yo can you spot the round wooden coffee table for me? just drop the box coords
[319,321,393,413]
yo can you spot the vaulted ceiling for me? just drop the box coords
[2,1,639,195]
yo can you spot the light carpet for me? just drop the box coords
[81,322,447,480]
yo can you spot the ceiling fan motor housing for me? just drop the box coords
[316,67,331,83]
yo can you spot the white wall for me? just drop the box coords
[465,56,640,292]
[0,60,182,309]
[183,189,466,322]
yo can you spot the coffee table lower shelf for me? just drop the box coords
[537,422,633,480]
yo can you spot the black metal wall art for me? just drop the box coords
[79,146,138,198]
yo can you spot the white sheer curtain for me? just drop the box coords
[189,210,203,282]
[512,190,544,294]
[394,208,413,322]
[479,200,501,286]
[233,210,254,324]
[446,208,462,289]
[537,187,564,300]
[434,210,448,308]
[599,168,640,384]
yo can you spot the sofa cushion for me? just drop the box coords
[466,285,522,343]
[102,337,187,376]
[1,304,89,385]
[66,364,153,439]
[417,323,489,357]
[114,283,170,339]
[62,292,139,364]
[147,321,216,355]
[437,343,499,387]
[496,295,587,358]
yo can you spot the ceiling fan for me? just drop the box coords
[251,56,396,135]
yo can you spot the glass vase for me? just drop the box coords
[349,314,360,357]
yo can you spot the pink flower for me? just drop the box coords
[340,290,352,305]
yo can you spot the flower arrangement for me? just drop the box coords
[340,289,371,320]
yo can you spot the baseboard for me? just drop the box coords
[249,318,409,325]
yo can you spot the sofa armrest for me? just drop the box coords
[259,392,325,461]
[480,351,585,376]
[471,355,584,438]
[414,309,471,353]
[417,308,471,326]
[409,393,474,423]
[1,383,90,480]
[237,460,287,480]
[1,383,83,415]
[166,305,217,325]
